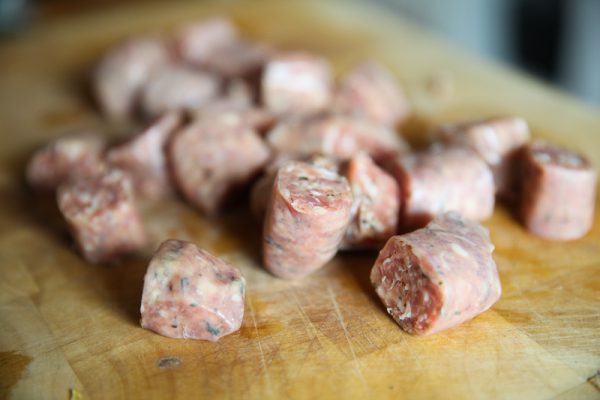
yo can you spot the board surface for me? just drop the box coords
[1,1,600,399]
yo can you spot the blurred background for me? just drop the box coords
[1,0,598,107]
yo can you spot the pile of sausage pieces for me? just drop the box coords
[26,18,597,340]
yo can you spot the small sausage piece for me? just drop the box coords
[106,112,183,199]
[438,116,530,196]
[140,239,246,341]
[94,37,171,120]
[201,40,272,79]
[266,114,408,161]
[169,114,270,215]
[370,211,501,336]
[263,161,353,279]
[262,52,332,116]
[340,153,400,250]
[26,133,106,191]
[385,146,495,231]
[139,65,221,118]
[519,141,597,240]
[333,61,411,127]
[174,17,238,66]
[57,169,146,264]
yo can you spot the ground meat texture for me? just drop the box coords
[57,169,146,264]
[386,146,494,231]
[262,52,332,116]
[266,114,408,161]
[174,17,238,66]
[370,211,501,336]
[169,114,270,215]
[519,141,597,240]
[263,161,352,279]
[340,153,400,250]
[94,37,171,120]
[139,66,221,118]
[106,111,183,199]
[438,116,530,196]
[333,61,410,127]
[201,39,272,79]
[26,133,106,191]
[140,239,246,341]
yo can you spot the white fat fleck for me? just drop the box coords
[152,289,161,301]
[231,294,242,303]
[450,243,469,258]
[423,291,429,303]
[533,152,552,164]
[382,257,394,267]
[395,302,412,320]
[158,310,167,318]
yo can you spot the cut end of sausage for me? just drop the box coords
[140,239,246,341]
[276,161,351,214]
[528,140,592,170]
[371,240,442,335]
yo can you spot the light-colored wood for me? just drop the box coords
[1,1,599,399]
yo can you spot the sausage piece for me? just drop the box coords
[266,114,408,161]
[340,153,400,250]
[262,52,332,116]
[106,111,183,199]
[26,133,106,191]
[370,211,501,336]
[385,146,494,231]
[519,141,597,240]
[174,17,238,67]
[169,115,270,215]
[263,161,352,279]
[139,65,221,118]
[333,61,410,127]
[438,116,530,197]
[94,37,171,120]
[140,239,246,341]
[57,168,146,264]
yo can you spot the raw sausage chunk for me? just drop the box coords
[266,114,408,161]
[262,52,332,116]
[371,212,501,336]
[169,115,270,215]
[341,153,400,250]
[94,37,170,120]
[140,239,246,341]
[438,116,530,196]
[106,111,183,199]
[385,146,494,231]
[263,161,352,279]
[175,17,238,67]
[139,66,221,117]
[519,141,597,240]
[57,169,146,264]
[333,61,410,127]
[26,133,106,191]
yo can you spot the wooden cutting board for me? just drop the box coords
[1,1,599,399]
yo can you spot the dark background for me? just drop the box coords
[1,0,599,107]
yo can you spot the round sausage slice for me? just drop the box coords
[385,146,495,231]
[370,211,501,336]
[57,168,146,264]
[263,160,352,279]
[519,141,597,240]
[140,239,246,341]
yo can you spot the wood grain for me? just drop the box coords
[1,1,599,399]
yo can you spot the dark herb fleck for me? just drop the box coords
[189,302,198,307]
[454,311,461,315]
[206,322,220,336]
[180,277,189,293]
[298,176,309,181]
